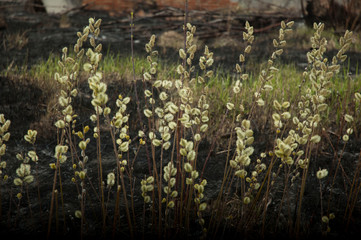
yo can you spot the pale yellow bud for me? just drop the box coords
[199,202,207,211]
[55,120,66,129]
[75,210,82,219]
[344,114,353,123]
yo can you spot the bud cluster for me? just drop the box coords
[141,176,154,203]
[163,162,178,209]
[72,126,90,185]
[111,95,131,170]
[255,21,294,107]
[194,179,207,232]
[13,129,39,189]
[0,114,10,177]
[230,119,254,174]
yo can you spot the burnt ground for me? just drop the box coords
[1,4,361,240]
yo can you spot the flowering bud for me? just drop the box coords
[199,202,207,211]
[55,120,66,129]
[179,48,186,59]
[75,210,82,219]
[184,163,193,172]
[344,114,353,123]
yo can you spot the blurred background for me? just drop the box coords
[1,0,360,31]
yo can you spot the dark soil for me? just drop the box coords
[1,4,361,240]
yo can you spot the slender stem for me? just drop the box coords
[130,11,152,175]
[25,184,33,219]
[95,109,106,232]
[112,186,121,238]
[108,120,133,238]
[57,164,66,233]
[80,181,85,240]
[47,157,60,238]
[295,141,311,236]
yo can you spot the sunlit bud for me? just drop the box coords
[0,144,6,156]
[75,210,82,219]
[342,134,349,142]
[355,92,361,101]
[286,21,294,28]
[0,161,5,169]
[167,201,175,208]
[243,197,251,204]
[0,114,5,124]
[347,128,353,135]
[206,70,213,78]
[177,65,185,75]
[24,175,34,184]
[201,115,209,123]
[194,134,201,142]
[146,176,154,184]
[272,113,280,122]
[164,121,176,130]
[168,178,175,187]
[186,178,193,185]
[226,103,234,110]
[144,109,152,118]
[184,163,193,172]
[148,132,156,141]
[144,196,151,203]
[144,90,152,97]
[184,142,193,152]
[178,148,187,157]
[79,171,86,180]
[120,141,129,152]
[239,54,245,63]
[83,63,92,72]
[206,58,214,67]
[171,191,178,198]
[245,136,254,145]
[16,193,22,200]
[65,115,72,123]
[230,160,239,168]
[262,84,273,92]
[135,131,144,139]
[143,72,151,81]
[152,139,161,147]
[179,48,186,59]
[316,169,328,179]
[199,202,207,211]
[344,114,353,123]
[280,21,286,29]
[187,150,196,161]
[282,112,291,119]
[55,120,65,129]
[159,92,168,101]
[162,141,171,150]
[236,169,247,178]
[256,98,265,106]
[119,97,129,106]
[93,18,102,28]
[78,141,87,151]
[322,216,329,223]
[103,107,111,116]
[14,178,23,186]
[163,186,170,194]
[310,135,321,143]
[244,45,251,54]
[27,151,38,162]
[273,100,282,110]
